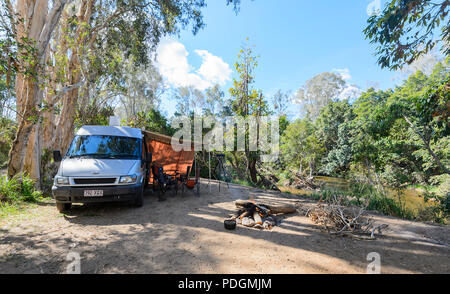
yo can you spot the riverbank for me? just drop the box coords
[278,176,448,224]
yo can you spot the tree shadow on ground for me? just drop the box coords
[1,181,449,273]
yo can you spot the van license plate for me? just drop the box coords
[84,190,103,197]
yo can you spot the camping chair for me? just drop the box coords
[151,164,179,197]
[179,165,200,196]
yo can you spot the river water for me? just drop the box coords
[279,176,430,213]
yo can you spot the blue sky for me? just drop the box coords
[157,0,397,117]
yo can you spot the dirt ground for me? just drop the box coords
[0,180,449,274]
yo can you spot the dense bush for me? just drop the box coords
[0,174,43,203]
[0,117,16,168]
[307,182,420,221]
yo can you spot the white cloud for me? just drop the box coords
[332,68,362,101]
[333,68,352,81]
[338,84,362,101]
[156,38,231,91]
[195,50,232,86]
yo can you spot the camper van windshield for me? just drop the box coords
[66,135,141,159]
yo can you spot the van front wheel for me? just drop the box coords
[56,202,71,212]
[134,184,144,207]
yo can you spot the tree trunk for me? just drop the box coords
[7,0,67,179]
[40,0,93,178]
[248,157,258,184]
[7,80,40,178]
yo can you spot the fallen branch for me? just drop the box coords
[307,195,388,239]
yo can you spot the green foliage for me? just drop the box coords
[315,100,355,176]
[125,109,175,136]
[74,104,115,129]
[364,0,450,70]
[229,40,267,117]
[308,182,415,220]
[276,60,449,222]
[0,174,43,203]
[226,40,270,184]
[0,116,16,167]
[281,118,324,176]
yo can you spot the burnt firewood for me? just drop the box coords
[253,211,263,225]
[235,200,297,215]
[242,217,255,227]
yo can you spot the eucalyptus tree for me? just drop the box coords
[203,84,225,117]
[0,0,242,180]
[229,41,269,184]
[272,89,291,117]
[294,72,345,120]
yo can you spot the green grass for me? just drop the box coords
[232,178,258,188]
[0,174,46,219]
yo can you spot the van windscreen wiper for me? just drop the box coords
[103,154,138,159]
[68,153,109,158]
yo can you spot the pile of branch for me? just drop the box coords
[230,200,297,230]
[284,171,319,190]
[306,195,388,240]
[256,165,280,191]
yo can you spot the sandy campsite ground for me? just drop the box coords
[0,180,449,274]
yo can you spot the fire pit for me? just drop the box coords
[228,200,297,230]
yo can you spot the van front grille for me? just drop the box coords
[73,178,116,185]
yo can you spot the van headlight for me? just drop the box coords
[54,176,69,186]
[119,174,137,184]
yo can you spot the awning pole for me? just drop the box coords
[209,151,211,193]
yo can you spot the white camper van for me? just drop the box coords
[52,125,151,212]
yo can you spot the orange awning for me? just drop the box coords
[143,131,196,182]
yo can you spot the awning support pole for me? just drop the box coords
[209,151,211,193]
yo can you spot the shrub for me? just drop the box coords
[308,182,416,220]
[366,193,414,219]
[0,175,21,201]
[0,174,43,203]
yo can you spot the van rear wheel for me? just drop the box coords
[56,202,71,212]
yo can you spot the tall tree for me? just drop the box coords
[294,72,345,119]
[0,0,242,180]
[174,86,205,116]
[316,99,355,176]
[203,84,225,117]
[272,89,291,117]
[3,0,67,179]
[229,41,269,184]
[389,57,449,174]
[364,0,450,70]
[281,118,324,177]
[115,58,164,120]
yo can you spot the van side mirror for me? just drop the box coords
[146,152,152,164]
[53,150,62,162]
